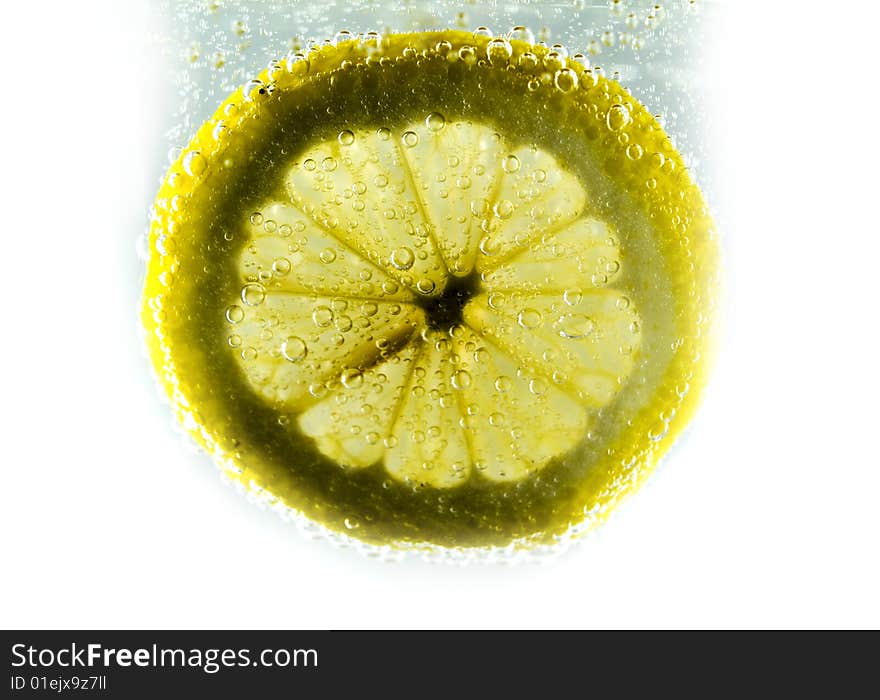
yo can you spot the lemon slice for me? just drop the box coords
[142,30,719,550]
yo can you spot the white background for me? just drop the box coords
[1,1,878,629]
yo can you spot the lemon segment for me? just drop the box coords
[464,289,639,405]
[478,217,618,292]
[383,339,472,488]
[286,128,450,297]
[231,290,423,411]
[450,324,589,483]
[474,146,587,267]
[240,201,415,302]
[401,121,505,276]
[299,342,420,469]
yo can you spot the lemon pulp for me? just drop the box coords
[142,31,718,549]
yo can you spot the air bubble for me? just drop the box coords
[225,305,244,324]
[241,79,265,102]
[281,336,308,363]
[402,131,419,147]
[341,368,364,389]
[334,315,353,332]
[458,45,476,63]
[519,52,539,70]
[544,50,565,72]
[557,313,595,339]
[517,308,543,329]
[451,370,472,390]
[337,129,355,146]
[607,103,632,131]
[529,378,548,395]
[486,38,513,65]
[285,51,308,73]
[319,248,337,264]
[493,200,514,219]
[272,257,291,275]
[416,279,436,295]
[361,301,378,317]
[425,112,446,132]
[581,69,599,89]
[494,375,512,392]
[563,289,583,306]
[312,305,334,327]
[211,121,228,142]
[502,154,521,173]
[489,412,506,427]
[487,292,506,309]
[241,283,265,306]
[626,143,644,160]
[648,421,669,442]
[572,53,590,69]
[507,26,535,44]
[308,382,328,399]
[554,68,578,93]
[182,150,207,177]
[391,247,415,270]
[479,236,499,256]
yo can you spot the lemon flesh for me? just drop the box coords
[142,31,718,549]
[234,123,639,489]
